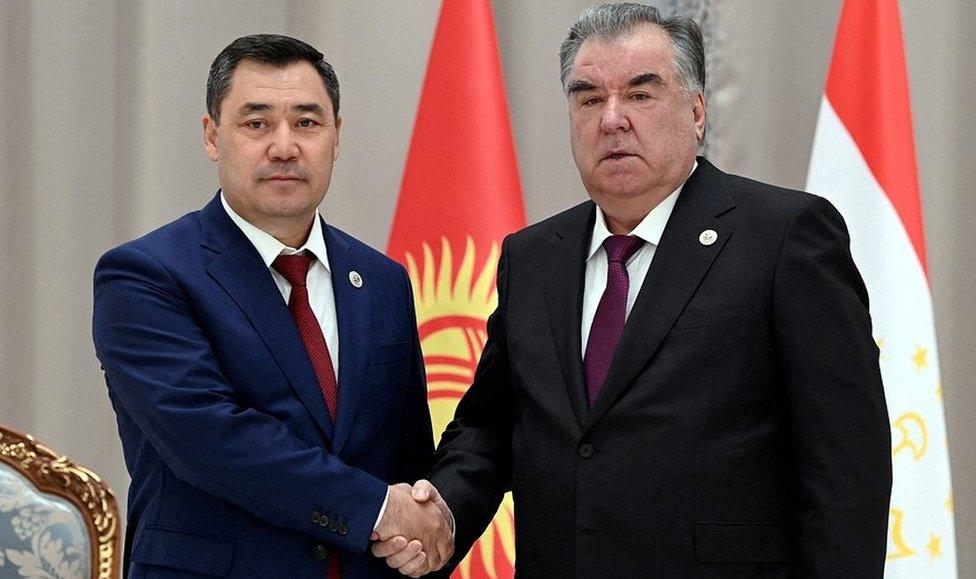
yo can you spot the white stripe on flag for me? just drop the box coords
[807,96,956,577]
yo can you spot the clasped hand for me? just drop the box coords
[372,479,454,577]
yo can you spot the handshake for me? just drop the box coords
[372,479,455,577]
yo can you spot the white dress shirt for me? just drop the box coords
[581,162,697,357]
[222,194,397,527]
[221,194,339,375]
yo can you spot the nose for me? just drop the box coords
[599,98,630,133]
[268,123,299,161]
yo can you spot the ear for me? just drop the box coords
[332,116,342,162]
[692,92,706,143]
[203,115,219,161]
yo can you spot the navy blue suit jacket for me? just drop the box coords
[93,194,434,578]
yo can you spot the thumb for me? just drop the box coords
[412,479,437,502]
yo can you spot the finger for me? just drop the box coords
[432,496,454,533]
[385,540,423,569]
[370,531,379,541]
[412,479,435,502]
[371,535,408,558]
[427,541,452,571]
[397,551,428,576]
[430,543,453,571]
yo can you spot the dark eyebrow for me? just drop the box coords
[567,80,597,95]
[629,73,665,87]
[238,102,271,115]
[236,102,326,116]
[293,103,325,116]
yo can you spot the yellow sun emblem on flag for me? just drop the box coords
[405,235,516,579]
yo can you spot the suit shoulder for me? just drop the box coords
[505,200,593,249]
[723,172,827,221]
[97,209,203,269]
[713,168,848,249]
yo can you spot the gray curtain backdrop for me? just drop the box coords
[1,1,972,573]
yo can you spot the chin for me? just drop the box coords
[261,179,309,192]
[259,198,316,219]
[594,177,646,198]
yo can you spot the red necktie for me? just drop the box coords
[272,253,341,579]
[272,253,339,421]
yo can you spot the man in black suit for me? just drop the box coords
[376,3,891,577]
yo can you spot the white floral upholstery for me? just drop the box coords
[0,461,90,579]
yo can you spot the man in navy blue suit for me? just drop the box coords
[93,35,453,578]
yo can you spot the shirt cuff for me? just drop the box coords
[372,487,390,531]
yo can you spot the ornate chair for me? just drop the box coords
[0,424,120,579]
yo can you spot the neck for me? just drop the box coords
[598,157,696,235]
[249,213,316,249]
[599,187,672,234]
[272,219,315,249]
[222,194,317,249]
[604,212,641,235]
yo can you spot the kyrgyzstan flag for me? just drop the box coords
[386,0,525,577]
[805,0,956,575]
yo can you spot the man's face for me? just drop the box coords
[567,24,705,211]
[203,59,340,236]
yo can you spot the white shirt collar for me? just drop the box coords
[220,192,331,272]
[586,160,698,261]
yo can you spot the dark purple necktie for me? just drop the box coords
[584,235,645,406]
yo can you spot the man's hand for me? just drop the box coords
[372,481,454,576]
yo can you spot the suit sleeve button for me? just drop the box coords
[329,520,340,532]
[338,522,349,536]
[311,511,321,524]
[319,515,330,527]
[578,443,594,458]
[312,544,328,560]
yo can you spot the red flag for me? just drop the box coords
[824,0,926,272]
[806,0,955,574]
[387,1,525,577]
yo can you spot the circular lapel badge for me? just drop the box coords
[699,229,718,246]
[349,270,363,288]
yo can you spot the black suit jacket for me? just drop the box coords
[430,158,891,578]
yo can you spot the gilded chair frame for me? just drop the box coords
[0,424,121,579]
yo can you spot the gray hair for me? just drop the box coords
[559,3,705,97]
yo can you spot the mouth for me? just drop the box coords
[258,164,310,182]
[601,152,639,163]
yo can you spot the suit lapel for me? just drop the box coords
[324,222,370,455]
[546,202,596,429]
[585,159,736,430]
[199,196,337,443]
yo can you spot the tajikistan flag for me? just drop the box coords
[805,0,956,576]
